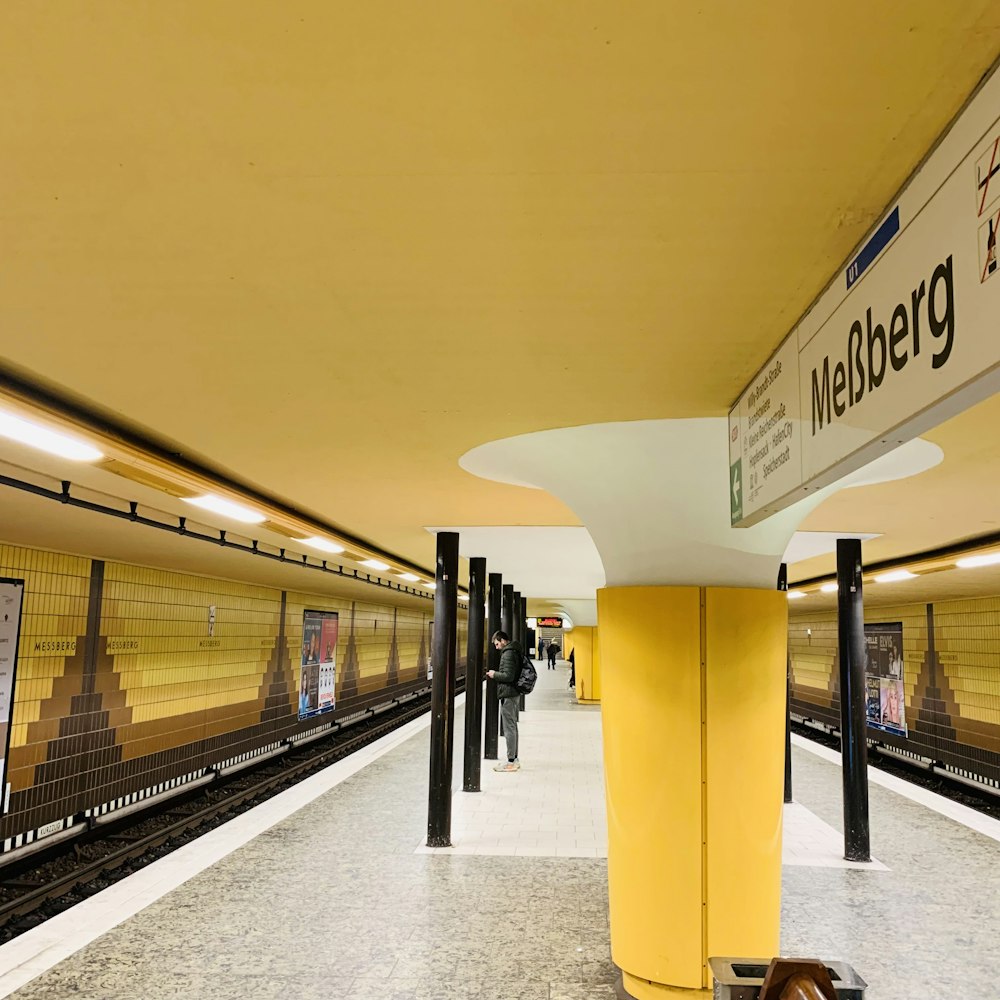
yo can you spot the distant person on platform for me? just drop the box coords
[547,640,559,669]
[486,630,522,772]
[537,638,546,663]
[568,648,576,689]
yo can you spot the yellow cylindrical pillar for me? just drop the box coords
[591,626,602,701]
[598,585,786,998]
[568,626,596,702]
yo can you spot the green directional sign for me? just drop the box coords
[729,459,743,525]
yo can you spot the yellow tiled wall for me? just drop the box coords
[104,563,281,725]
[0,545,90,749]
[285,590,432,696]
[790,594,1000,767]
[932,596,1000,729]
[0,539,453,838]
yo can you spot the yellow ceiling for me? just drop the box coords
[1,3,1000,586]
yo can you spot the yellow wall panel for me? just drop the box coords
[1,545,91,747]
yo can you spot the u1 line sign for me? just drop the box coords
[729,63,1000,527]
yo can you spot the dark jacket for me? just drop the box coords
[494,640,523,700]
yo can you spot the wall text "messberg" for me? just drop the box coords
[811,255,955,435]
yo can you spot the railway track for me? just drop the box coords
[0,688,452,941]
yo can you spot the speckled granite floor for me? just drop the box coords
[782,744,1000,999]
[1,662,997,999]
[4,664,617,1000]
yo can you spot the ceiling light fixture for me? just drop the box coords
[873,570,917,583]
[424,581,436,589]
[787,590,806,599]
[182,494,266,524]
[0,411,103,462]
[956,552,1000,569]
[396,572,420,582]
[300,536,345,554]
[359,559,390,571]
[820,583,839,593]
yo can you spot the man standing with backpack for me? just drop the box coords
[486,630,523,772]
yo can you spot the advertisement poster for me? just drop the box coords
[298,610,338,720]
[0,579,25,804]
[864,622,907,736]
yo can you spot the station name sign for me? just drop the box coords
[729,67,1000,526]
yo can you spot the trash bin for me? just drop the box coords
[708,957,867,999]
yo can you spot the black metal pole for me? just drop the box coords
[483,573,502,759]
[427,531,458,847]
[778,562,792,804]
[500,586,514,738]
[837,538,871,862]
[463,557,486,792]
[502,584,513,635]
[519,595,527,710]
[511,590,520,648]
[512,591,521,657]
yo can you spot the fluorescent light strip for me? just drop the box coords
[424,581,437,590]
[820,583,839,593]
[182,494,266,524]
[396,572,420,582]
[0,411,103,462]
[787,590,806,600]
[300,536,345,554]
[956,552,1000,569]
[359,559,390,571]
[873,570,917,583]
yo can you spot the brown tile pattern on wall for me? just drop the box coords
[932,596,1000,764]
[1,546,92,827]
[338,602,361,701]
[25,560,131,827]
[386,608,400,687]
[0,540,455,841]
[790,594,1000,782]
[417,621,429,682]
[908,604,959,750]
[258,591,293,725]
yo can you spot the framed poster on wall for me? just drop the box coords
[864,621,907,736]
[0,579,25,810]
[298,609,339,720]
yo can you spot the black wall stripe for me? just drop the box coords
[81,560,105,695]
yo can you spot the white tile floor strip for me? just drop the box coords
[0,701,449,1000]
[416,709,608,857]
[792,732,1000,844]
[411,702,875,871]
[781,802,888,870]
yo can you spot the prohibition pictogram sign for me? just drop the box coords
[976,135,1000,218]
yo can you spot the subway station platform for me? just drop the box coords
[0,662,997,1000]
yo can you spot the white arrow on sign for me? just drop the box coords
[732,467,741,507]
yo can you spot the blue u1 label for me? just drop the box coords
[846,206,900,290]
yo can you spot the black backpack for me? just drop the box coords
[516,653,538,695]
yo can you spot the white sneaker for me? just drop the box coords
[493,760,520,772]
